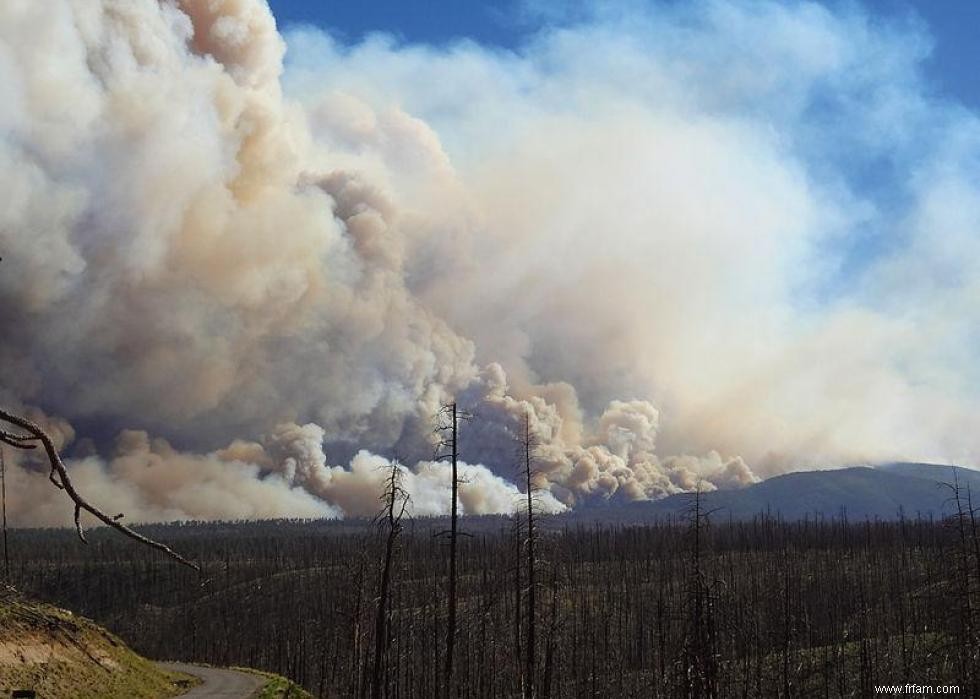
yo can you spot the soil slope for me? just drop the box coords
[0,585,196,698]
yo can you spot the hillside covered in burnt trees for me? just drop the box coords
[5,498,980,697]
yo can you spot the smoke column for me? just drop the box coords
[1,0,979,525]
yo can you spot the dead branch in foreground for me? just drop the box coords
[0,407,199,572]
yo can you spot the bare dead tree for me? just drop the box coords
[941,469,980,693]
[0,407,198,571]
[679,485,720,699]
[520,409,539,699]
[350,551,369,698]
[541,563,560,699]
[966,484,980,696]
[366,458,409,699]
[434,400,472,697]
[510,510,525,694]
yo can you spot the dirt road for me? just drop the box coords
[158,661,265,698]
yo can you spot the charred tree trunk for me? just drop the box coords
[523,410,537,699]
[682,487,718,699]
[512,513,524,695]
[368,461,408,699]
[542,564,559,699]
[946,471,979,694]
[445,402,459,697]
[435,401,471,697]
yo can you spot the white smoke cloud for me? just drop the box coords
[1,0,978,524]
[0,409,337,525]
[2,412,561,527]
[282,1,980,474]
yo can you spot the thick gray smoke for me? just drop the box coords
[2,0,978,526]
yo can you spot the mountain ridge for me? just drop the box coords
[564,462,980,524]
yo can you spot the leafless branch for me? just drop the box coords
[0,407,199,571]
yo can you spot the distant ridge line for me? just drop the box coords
[560,462,980,524]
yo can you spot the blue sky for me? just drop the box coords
[268,0,980,110]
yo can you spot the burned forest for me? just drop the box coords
[5,505,980,697]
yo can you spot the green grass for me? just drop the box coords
[231,666,316,698]
[0,588,199,698]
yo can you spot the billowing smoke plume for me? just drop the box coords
[2,0,979,525]
[458,364,755,504]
